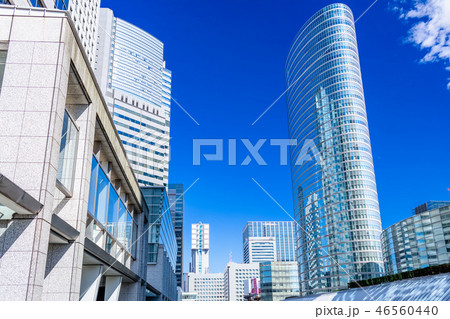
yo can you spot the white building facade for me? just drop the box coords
[223,262,260,301]
[245,236,277,263]
[191,223,209,274]
[187,273,225,301]
[95,8,171,187]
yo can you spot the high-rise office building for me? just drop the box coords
[382,204,450,275]
[3,0,100,65]
[243,221,297,263]
[223,262,260,301]
[168,184,184,288]
[260,261,300,301]
[95,8,172,187]
[191,223,209,274]
[285,3,384,295]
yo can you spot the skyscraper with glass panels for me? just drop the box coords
[168,184,184,288]
[285,3,384,295]
[95,8,171,187]
[243,221,297,263]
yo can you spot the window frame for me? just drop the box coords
[56,109,80,197]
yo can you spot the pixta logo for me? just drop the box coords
[192,139,323,166]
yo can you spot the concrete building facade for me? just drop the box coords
[187,272,225,301]
[223,262,260,301]
[0,6,151,300]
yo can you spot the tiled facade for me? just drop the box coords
[187,272,225,301]
[0,6,150,301]
[223,262,260,301]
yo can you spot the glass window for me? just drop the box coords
[94,167,109,226]
[54,0,68,10]
[118,200,127,246]
[126,212,132,250]
[132,220,138,257]
[107,184,119,237]
[87,153,135,254]
[0,49,6,92]
[106,235,112,254]
[0,1,11,4]
[56,110,79,195]
[29,0,44,7]
[87,156,98,215]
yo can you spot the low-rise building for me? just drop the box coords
[382,203,450,275]
[259,261,300,301]
[243,278,260,301]
[223,262,260,301]
[187,272,225,301]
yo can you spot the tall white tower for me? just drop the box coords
[191,223,209,274]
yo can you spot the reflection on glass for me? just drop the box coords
[285,3,384,295]
[56,110,79,194]
[87,154,136,254]
[117,200,127,247]
[106,235,112,254]
[87,156,98,215]
[107,184,119,237]
[54,0,68,10]
[0,50,6,91]
[94,165,109,226]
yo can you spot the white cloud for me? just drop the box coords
[396,0,450,88]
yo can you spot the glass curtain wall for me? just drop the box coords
[87,155,136,255]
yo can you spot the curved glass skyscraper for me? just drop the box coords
[285,3,384,295]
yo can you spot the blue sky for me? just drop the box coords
[105,0,450,273]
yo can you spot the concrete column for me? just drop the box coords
[79,265,103,301]
[104,276,122,301]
